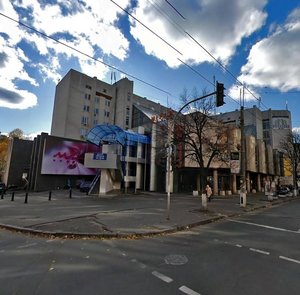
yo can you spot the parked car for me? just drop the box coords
[277,186,290,197]
[0,183,6,194]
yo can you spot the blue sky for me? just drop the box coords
[1,0,300,138]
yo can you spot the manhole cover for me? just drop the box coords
[164,254,188,265]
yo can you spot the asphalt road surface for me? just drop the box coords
[0,200,299,295]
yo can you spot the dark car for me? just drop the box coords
[79,181,92,193]
[0,183,6,195]
[277,186,289,197]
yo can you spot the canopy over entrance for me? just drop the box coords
[86,124,151,146]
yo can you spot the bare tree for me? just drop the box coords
[279,131,300,195]
[9,128,24,139]
[154,88,234,191]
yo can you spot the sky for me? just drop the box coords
[1,0,300,138]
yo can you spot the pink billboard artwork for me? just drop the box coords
[41,137,101,175]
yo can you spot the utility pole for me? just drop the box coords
[240,86,247,207]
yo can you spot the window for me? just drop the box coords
[103,88,107,93]
[95,97,100,103]
[80,129,87,136]
[81,116,89,125]
[126,106,130,115]
[127,92,131,101]
[94,108,99,116]
[105,99,110,107]
[263,119,270,130]
[84,93,91,100]
[83,105,89,112]
[263,130,270,139]
[104,110,110,118]
[93,119,98,126]
[125,116,130,126]
[85,84,92,90]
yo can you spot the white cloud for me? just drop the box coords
[130,0,267,67]
[228,84,260,102]
[0,0,131,109]
[238,7,300,92]
[0,86,37,109]
[292,127,300,134]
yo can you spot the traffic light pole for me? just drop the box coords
[240,105,247,207]
[240,86,247,207]
[166,84,225,219]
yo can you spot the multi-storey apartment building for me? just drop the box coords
[50,69,170,193]
[51,69,168,140]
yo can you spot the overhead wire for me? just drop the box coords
[164,0,186,19]
[110,0,182,56]
[146,1,292,138]
[0,12,173,97]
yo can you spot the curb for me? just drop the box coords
[0,196,298,240]
[0,215,226,240]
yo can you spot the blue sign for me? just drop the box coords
[93,153,107,160]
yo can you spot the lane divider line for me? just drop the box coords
[228,219,300,234]
[179,285,201,295]
[279,256,300,264]
[249,248,270,255]
[152,271,173,283]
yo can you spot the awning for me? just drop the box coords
[86,124,151,146]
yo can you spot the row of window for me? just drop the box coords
[83,106,109,117]
[81,117,101,126]
[85,93,111,105]
[85,84,107,94]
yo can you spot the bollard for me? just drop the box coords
[24,192,28,204]
[240,192,246,207]
[11,192,15,201]
[48,191,52,201]
[69,189,72,199]
[1,191,4,199]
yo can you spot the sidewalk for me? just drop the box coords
[0,190,298,239]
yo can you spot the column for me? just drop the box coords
[232,173,237,194]
[246,172,251,193]
[213,169,218,196]
[135,127,144,191]
[257,174,261,192]
[150,124,157,191]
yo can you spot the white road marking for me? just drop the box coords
[18,243,37,249]
[235,244,243,248]
[131,258,147,269]
[249,248,270,255]
[228,219,300,234]
[152,271,173,283]
[279,256,300,264]
[179,285,201,295]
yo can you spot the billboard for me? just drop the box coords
[41,137,101,175]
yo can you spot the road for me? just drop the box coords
[0,200,299,295]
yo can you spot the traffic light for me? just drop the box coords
[216,82,225,107]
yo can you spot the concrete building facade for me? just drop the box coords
[0,69,285,195]
[51,69,168,141]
